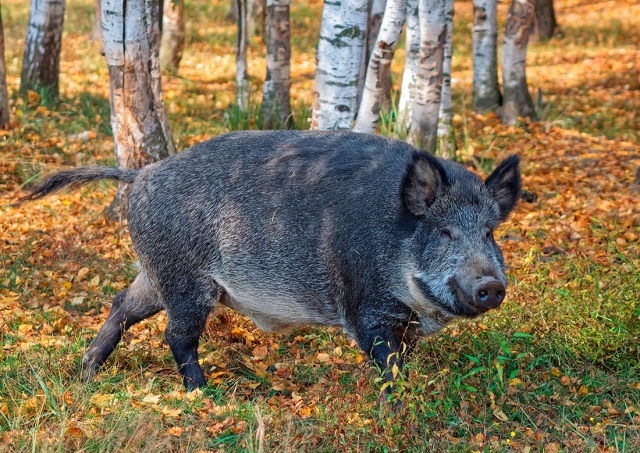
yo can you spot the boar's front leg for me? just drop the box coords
[164,282,217,390]
[82,271,163,378]
[356,324,405,391]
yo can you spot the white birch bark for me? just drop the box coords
[354,0,406,134]
[236,0,250,109]
[160,0,186,73]
[501,0,537,125]
[311,0,369,130]
[363,0,391,111]
[261,0,291,128]
[397,0,419,132]
[409,0,446,153]
[20,0,66,98]
[436,0,453,156]
[0,4,9,129]
[102,0,175,217]
[472,0,501,112]
[367,0,386,57]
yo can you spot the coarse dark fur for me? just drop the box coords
[24,131,521,391]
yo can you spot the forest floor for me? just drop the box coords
[1,0,639,451]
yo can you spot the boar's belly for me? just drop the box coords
[218,289,341,334]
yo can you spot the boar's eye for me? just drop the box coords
[483,227,494,240]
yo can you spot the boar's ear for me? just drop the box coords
[404,152,448,217]
[485,154,521,221]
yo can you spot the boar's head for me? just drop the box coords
[402,153,521,324]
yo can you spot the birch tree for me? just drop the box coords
[247,0,266,41]
[236,0,250,109]
[535,0,560,41]
[472,0,501,112]
[364,0,391,110]
[409,0,446,153]
[501,0,537,125]
[261,0,291,127]
[354,0,406,134]
[160,0,186,73]
[367,0,386,57]
[102,0,175,217]
[310,0,368,130]
[397,0,419,132]
[20,0,66,98]
[0,3,9,129]
[436,0,454,155]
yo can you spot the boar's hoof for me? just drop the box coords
[183,373,207,392]
[473,279,505,310]
[80,355,101,382]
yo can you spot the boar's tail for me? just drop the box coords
[20,167,138,203]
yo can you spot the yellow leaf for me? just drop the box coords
[167,426,184,437]
[143,394,161,404]
[578,384,589,396]
[91,393,113,407]
[508,378,523,386]
[252,344,268,359]
[77,268,89,281]
[493,408,509,422]
[70,296,85,306]
[18,324,33,335]
[391,363,399,379]
[162,406,183,418]
[89,275,100,287]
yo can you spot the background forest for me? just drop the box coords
[0,0,639,451]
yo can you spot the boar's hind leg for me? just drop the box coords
[164,284,216,391]
[81,272,163,378]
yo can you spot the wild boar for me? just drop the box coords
[24,131,521,390]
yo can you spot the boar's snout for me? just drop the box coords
[473,277,505,310]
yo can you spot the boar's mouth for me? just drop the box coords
[447,278,489,318]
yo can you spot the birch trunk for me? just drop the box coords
[409,0,446,153]
[436,0,453,155]
[367,0,386,58]
[0,4,9,129]
[160,0,185,73]
[102,0,175,218]
[501,0,537,125]
[236,0,250,109]
[261,0,291,128]
[534,0,560,41]
[472,0,501,112]
[20,0,65,98]
[311,0,369,130]
[365,0,391,111]
[248,0,266,41]
[397,0,419,132]
[354,0,406,134]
